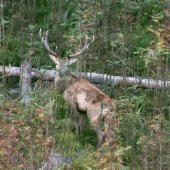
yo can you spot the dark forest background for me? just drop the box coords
[1,0,170,169]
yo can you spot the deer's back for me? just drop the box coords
[63,76,112,112]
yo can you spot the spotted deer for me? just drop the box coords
[39,29,116,148]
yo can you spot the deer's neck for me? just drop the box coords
[54,68,72,94]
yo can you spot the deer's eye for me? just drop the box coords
[55,62,58,65]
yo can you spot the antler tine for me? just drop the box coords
[69,35,94,58]
[39,28,42,37]
[39,29,57,57]
[88,35,94,47]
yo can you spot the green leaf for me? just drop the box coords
[1,19,10,25]
[28,25,35,31]
[0,4,5,8]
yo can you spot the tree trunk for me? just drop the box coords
[19,61,31,104]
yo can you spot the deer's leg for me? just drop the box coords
[69,106,79,134]
[87,109,104,148]
[101,101,116,142]
[94,126,104,149]
[71,109,84,134]
[77,112,85,133]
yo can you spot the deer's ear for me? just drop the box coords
[65,58,78,66]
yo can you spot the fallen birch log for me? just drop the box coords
[0,65,170,89]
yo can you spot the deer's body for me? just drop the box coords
[40,30,116,148]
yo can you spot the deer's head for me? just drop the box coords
[39,29,94,76]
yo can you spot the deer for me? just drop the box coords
[39,29,116,148]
